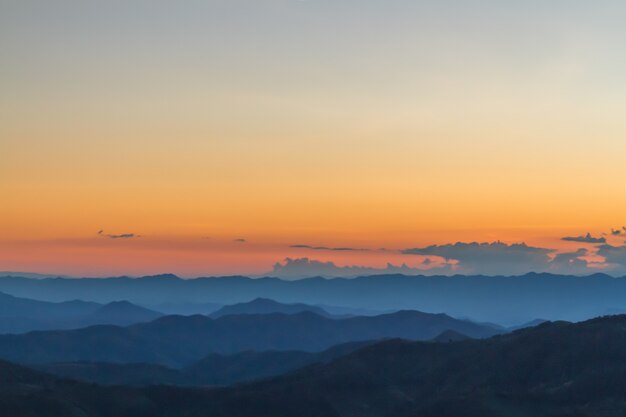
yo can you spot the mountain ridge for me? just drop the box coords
[3,315,626,416]
[0,310,500,367]
[2,273,626,323]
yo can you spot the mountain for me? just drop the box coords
[0,292,162,333]
[187,315,626,417]
[4,315,626,416]
[507,318,548,331]
[33,361,181,386]
[0,291,101,333]
[85,301,162,326]
[35,341,373,386]
[0,271,73,279]
[211,298,332,318]
[0,291,100,319]
[431,329,471,342]
[0,310,499,367]
[3,272,626,324]
[146,301,222,316]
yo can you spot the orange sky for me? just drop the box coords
[1,1,625,276]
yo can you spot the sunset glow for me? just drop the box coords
[2,0,625,277]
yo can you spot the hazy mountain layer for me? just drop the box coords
[0,292,162,333]
[35,341,373,386]
[2,315,626,416]
[0,310,499,367]
[1,273,625,323]
[210,298,333,318]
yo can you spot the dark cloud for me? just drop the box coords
[109,234,136,239]
[596,244,626,267]
[266,257,453,279]
[561,233,606,244]
[548,249,591,275]
[402,241,555,275]
[611,228,622,236]
[97,230,139,239]
[290,244,369,252]
[234,238,247,243]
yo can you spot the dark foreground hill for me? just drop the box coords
[35,341,373,386]
[0,310,497,367]
[0,292,162,333]
[4,315,626,416]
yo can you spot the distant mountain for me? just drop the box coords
[147,301,222,316]
[431,329,471,342]
[507,318,548,331]
[316,304,394,317]
[211,298,332,318]
[0,271,73,279]
[185,315,626,417]
[3,272,626,323]
[0,291,100,319]
[0,292,162,333]
[6,315,626,416]
[34,361,181,386]
[86,301,162,326]
[36,341,373,386]
[0,310,500,367]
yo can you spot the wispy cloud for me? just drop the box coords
[265,257,452,279]
[561,233,606,244]
[234,238,247,243]
[289,244,370,252]
[596,244,626,268]
[548,248,592,275]
[402,241,557,275]
[97,230,139,239]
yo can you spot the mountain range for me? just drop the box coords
[35,341,373,386]
[0,292,162,333]
[0,310,499,367]
[3,314,626,416]
[2,273,626,323]
[210,298,334,318]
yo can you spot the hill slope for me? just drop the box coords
[35,341,373,386]
[0,292,162,333]
[0,310,499,366]
[4,316,626,416]
[211,298,332,318]
[4,272,626,323]
[0,291,100,319]
[86,301,162,326]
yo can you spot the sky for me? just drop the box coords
[1,0,626,278]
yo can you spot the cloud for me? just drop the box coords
[109,234,137,239]
[265,257,453,279]
[402,241,556,275]
[596,244,626,267]
[234,238,247,243]
[561,233,606,244]
[268,238,619,278]
[97,230,139,239]
[611,228,623,236]
[289,244,369,252]
[548,248,592,275]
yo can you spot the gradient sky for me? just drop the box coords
[1,0,626,277]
